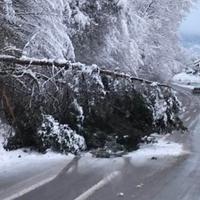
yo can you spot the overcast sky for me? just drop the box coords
[180,1,200,35]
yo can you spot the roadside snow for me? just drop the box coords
[77,134,186,172]
[0,134,73,178]
[0,123,74,200]
[172,83,194,90]
[125,134,186,166]
[172,72,200,85]
[77,153,124,175]
[0,134,73,200]
[0,121,185,178]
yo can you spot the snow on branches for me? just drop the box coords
[0,56,184,153]
[0,0,193,80]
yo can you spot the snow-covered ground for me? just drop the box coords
[78,134,186,174]
[125,134,187,166]
[172,71,200,87]
[0,133,73,199]
[0,144,72,178]
[0,133,186,177]
[0,128,186,200]
[0,131,72,177]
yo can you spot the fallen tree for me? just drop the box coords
[0,56,184,155]
[0,55,170,87]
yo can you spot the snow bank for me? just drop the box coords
[0,134,72,177]
[0,120,72,178]
[172,72,200,85]
[77,134,186,173]
[125,134,186,166]
[77,153,124,174]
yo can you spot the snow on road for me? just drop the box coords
[0,138,73,180]
[172,72,200,87]
[0,120,73,180]
[0,133,73,200]
[0,124,185,178]
[0,129,186,200]
[125,134,187,166]
[0,121,186,199]
[78,134,186,174]
[0,72,190,178]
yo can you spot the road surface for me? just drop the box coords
[7,87,200,200]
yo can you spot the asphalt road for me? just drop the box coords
[15,86,200,200]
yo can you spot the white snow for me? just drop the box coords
[136,183,144,188]
[0,132,73,200]
[151,82,158,87]
[125,134,186,166]
[20,55,68,65]
[73,99,85,124]
[74,8,90,29]
[172,72,200,85]
[172,82,194,90]
[77,153,124,175]
[73,63,106,95]
[2,0,192,79]
[117,0,129,10]
[0,134,72,176]
[38,115,86,153]
[21,0,75,61]
[153,98,168,122]
[0,149,70,177]
[3,0,16,23]
[0,54,15,59]
[0,121,73,179]
[77,134,186,173]
[117,192,124,197]
[172,71,200,90]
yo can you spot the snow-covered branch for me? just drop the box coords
[0,55,170,88]
[0,55,70,69]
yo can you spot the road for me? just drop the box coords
[12,86,200,200]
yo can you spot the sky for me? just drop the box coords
[180,1,200,36]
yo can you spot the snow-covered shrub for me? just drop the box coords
[37,115,86,154]
[150,88,181,131]
[134,82,183,132]
[0,118,14,149]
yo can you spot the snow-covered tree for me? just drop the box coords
[0,0,193,80]
[137,0,192,80]
[68,0,192,79]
